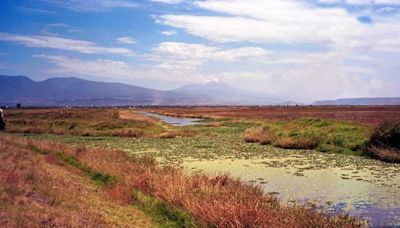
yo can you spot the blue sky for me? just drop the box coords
[0,0,399,102]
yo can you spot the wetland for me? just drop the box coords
[21,109,400,227]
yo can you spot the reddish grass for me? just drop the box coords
[0,136,152,227]
[243,126,321,149]
[365,120,400,162]
[1,135,363,227]
[243,127,275,145]
[112,130,144,138]
[155,128,196,139]
[366,146,400,163]
[3,108,160,138]
[143,106,400,126]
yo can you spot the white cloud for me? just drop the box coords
[318,0,400,4]
[157,0,400,55]
[0,33,134,56]
[35,54,209,87]
[35,54,135,78]
[146,42,270,74]
[116,36,136,44]
[161,30,177,36]
[151,42,269,62]
[151,0,400,101]
[159,0,363,46]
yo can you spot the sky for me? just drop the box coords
[0,0,399,102]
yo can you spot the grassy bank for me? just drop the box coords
[0,135,154,227]
[0,135,362,227]
[243,118,370,155]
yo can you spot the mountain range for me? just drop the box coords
[0,75,282,107]
[312,97,400,106]
[1,75,399,107]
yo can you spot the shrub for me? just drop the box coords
[368,121,400,149]
[365,121,400,163]
[243,127,275,145]
[243,127,262,143]
[276,136,321,150]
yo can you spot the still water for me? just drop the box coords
[182,157,400,227]
[139,111,202,126]
[143,112,400,227]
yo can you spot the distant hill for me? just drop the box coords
[173,81,284,105]
[0,75,288,107]
[313,97,400,106]
[0,75,202,107]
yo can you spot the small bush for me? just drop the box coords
[276,136,321,150]
[368,121,400,149]
[243,127,275,145]
[365,121,400,163]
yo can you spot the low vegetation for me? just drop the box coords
[4,108,197,139]
[4,108,161,137]
[0,135,362,227]
[243,118,369,154]
[365,121,400,163]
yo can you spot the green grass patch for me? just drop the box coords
[132,190,197,228]
[28,144,115,186]
[57,153,116,185]
[245,118,370,155]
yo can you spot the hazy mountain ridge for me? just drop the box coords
[313,97,400,106]
[0,75,285,106]
[174,81,284,105]
[1,75,398,107]
[0,75,192,106]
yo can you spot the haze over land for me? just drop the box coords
[1,0,400,103]
[1,75,399,106]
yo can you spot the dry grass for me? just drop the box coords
[155,128,196,139]
[1,135,363,227]
[243,126,320,149]
[365,121,400,162]
[275,136,321,150]
[4,108,198,139]
[3,108,164,138]
[243,127,275,145]
[0,136,153,227]
[366,146,400,163]
[144,106,400,126]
